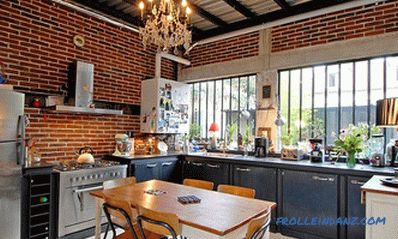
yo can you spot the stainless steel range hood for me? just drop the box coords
[49,61,123,115]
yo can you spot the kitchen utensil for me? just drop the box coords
[77,147,95,164]
[113,134,132,156]
[380,177,398,187]
[157,141,168,154]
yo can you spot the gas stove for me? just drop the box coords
[53,159,127,238]
[52,159,121,172]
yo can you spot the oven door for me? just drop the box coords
[59,183,106,237]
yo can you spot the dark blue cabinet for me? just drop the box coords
[159,158,181,183]
[280,170,338,239]
[183,157,229,189]
[134,157,180,182]
[346,176,369,239]
[134,160,160,182]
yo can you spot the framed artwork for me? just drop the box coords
[262,85,271,99]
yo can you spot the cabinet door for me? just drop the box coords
[135,162,160,182]
[232,164,276,200]
[159,158,180,183]
[281,170,338,239]
[183,160,206,180]
[204,161,229,188]
[347,176,369,239]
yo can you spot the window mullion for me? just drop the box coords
[324,66,328,145]
[299,69,303,141]
[338,64,342,134]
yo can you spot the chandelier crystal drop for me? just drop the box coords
[138,0,192,54]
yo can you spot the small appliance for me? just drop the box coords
[254,137,268,158]
[309,138,324,163]
[113,134,132,156]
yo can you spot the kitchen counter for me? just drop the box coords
[23,161,54,170]
[361,175,398,196]
[108,152,395,176]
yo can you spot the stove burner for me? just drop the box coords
[53,159,120,172]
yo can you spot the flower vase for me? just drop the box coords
[346,152,356,168]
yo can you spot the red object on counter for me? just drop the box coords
[209,122,219,132]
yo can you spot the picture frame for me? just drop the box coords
[262,85,271,99]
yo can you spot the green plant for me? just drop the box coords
[281,134,295,146]
[226,123,237,143]
[333,123,376,155]
[242,123,253,146]
[189,123,201,140]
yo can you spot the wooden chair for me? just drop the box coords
[183,178,214,190]
[103,177,137,238]
[136,206,181,239]
[246,211,271,239]
[217,184,256,198]
[102,195,139,239]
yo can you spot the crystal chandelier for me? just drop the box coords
[138,0,192,54]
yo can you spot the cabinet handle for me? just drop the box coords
[312,175,335,182]
[146,163,158,168]
[350,179,366,185]
[191,162,204,167]
[207,163,220,168]
[162,162,173,166]
[236,167,251,172]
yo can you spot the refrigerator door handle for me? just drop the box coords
[17,115,26,166]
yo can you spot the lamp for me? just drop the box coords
[376,98,398,127]
[376,97,398,166]
[209,122,219,149]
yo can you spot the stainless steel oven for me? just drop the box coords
[56,162,127,238]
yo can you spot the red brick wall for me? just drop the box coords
[0,0,176,160]
[185,32,260,68]
[271,0,398,52]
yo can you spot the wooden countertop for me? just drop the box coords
[91,180,276,236]
[361,175,398,196]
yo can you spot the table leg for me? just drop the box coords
[95,198,104,239]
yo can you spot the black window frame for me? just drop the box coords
[190,74,257,139]
[278,53,398,146]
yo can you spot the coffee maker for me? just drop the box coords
[254,137,268,158]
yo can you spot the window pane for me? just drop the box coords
[355,61,368,124]
[290,69,301,144]
[248,75,256,110]
[301,68,313,140]
[279,71,289,140]
[223,79,231,138]
[326,64,339,144]
[370,58,384,125]
[207,81,214,138]
[386,57,398,144]
[340,63,354,130]
[314,66,326,142]
[199,82,207,139]
[215,80,222,138]
[239,77,248,134]
[192,83,200,124]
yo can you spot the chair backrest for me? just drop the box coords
[217,184,256,198]
[103,194,138,239]
[183,178,214,190]
[246,211,271,239]
[103,176,137,189]
[136,206,181,239]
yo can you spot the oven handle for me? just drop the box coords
[73,185,104,194]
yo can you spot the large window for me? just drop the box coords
[191,75,257,139]
[279,55,398,146]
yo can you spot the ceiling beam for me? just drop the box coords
[222,0,257,18]
[196,0,353,40]
[76,0,143,26]
[189,3,228,27]
[273,0,291,10]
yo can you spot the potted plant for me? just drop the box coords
[242,123,253,156]
[226,123,237,149]
[333,123,378,168]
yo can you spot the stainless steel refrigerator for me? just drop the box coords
[0,89,25,239]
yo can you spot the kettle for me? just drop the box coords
[77,147,95,164]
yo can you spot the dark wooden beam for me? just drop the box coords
[222,0,256,18]
[189,3,228,27]
[76,0,143,26]
[273,0,291,10]
[195,0,353,40]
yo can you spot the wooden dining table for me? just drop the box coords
[90,180,276,239]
